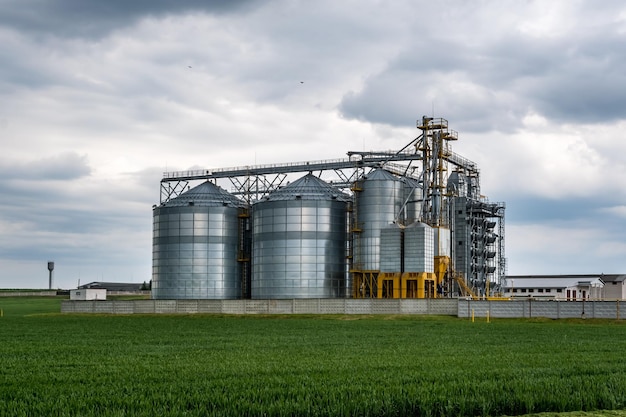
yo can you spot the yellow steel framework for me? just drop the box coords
[377,272,438,298]
[417,117,457,228]
[352,271,379,298]
[452,271,478,300]
[434,255,450,288]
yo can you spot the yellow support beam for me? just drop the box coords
[352,271,379,298]
[378,273,401,299]
[376,272,438,299]
[434,256,450,286]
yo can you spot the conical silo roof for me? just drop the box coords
[263,174,351,202]
[362,168,398,181]
[161,181,245,208]
[401,176,421,188]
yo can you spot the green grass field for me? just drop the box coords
[1,297,626,417]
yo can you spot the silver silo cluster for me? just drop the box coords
[152,181,245,299]
[153,116,506,300]
[251,174,351,299]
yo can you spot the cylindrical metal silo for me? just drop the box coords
[251,174,350,299]
[152,181,245,299]
[402,176,422,225]
[354,169,403,271]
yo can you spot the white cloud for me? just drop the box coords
[507,223,623,275]
[456,114,618,201]
[599,205,626,219]
[2,0,626,288]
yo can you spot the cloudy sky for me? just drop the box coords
[1,0,625,289]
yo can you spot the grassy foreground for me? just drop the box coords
[1,297,626,417]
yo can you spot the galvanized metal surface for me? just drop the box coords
[251,174,350,299]
[379,225,402,272]
[152,181,245,299]
[447,171,468,197]
[402,176,422,225]
[354,169,404,271]
[404,222,434,272]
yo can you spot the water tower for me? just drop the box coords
[47,261,54,290]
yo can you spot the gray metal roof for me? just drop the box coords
[362,168,398,182]
[598,274,626,283]
[401,176,421,188]
[78,282,144,291]
[262,173,351,202]
[504,275,606,289]
[161,181,245,208]
[405,221,431,229]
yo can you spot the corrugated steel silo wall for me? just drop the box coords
[355,171,403,271]
[379,226,402,272]
[402,177,422,225]
[251,199,348,299]
[405,224,434,272]
[152,206,241,299]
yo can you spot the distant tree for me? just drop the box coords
[140,281,151,291]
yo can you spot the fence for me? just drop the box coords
[458,299,625,320]
[61,298,459,315]
[0,291,58,297]
[61,298,625,319]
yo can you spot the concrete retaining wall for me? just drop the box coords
[61,298,625,319]
[458,299,625,320]
[61,298,459,315]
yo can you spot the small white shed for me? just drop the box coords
[70,288,107,300]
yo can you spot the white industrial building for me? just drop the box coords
[70,288,107,301]
[601,275,626,300]
[503,275,606,300]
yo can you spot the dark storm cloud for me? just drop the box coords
[339,20,626,131]
[0,152,91,180]
[0,0,259,38]
[527,33,626,123]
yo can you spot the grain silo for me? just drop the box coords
[152,181,245,299]
[402,176,422,225]
[353,169,404,271]
[251,174,351,299]
[154,115,506,300]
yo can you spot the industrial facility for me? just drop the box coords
[152,116,505,300]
